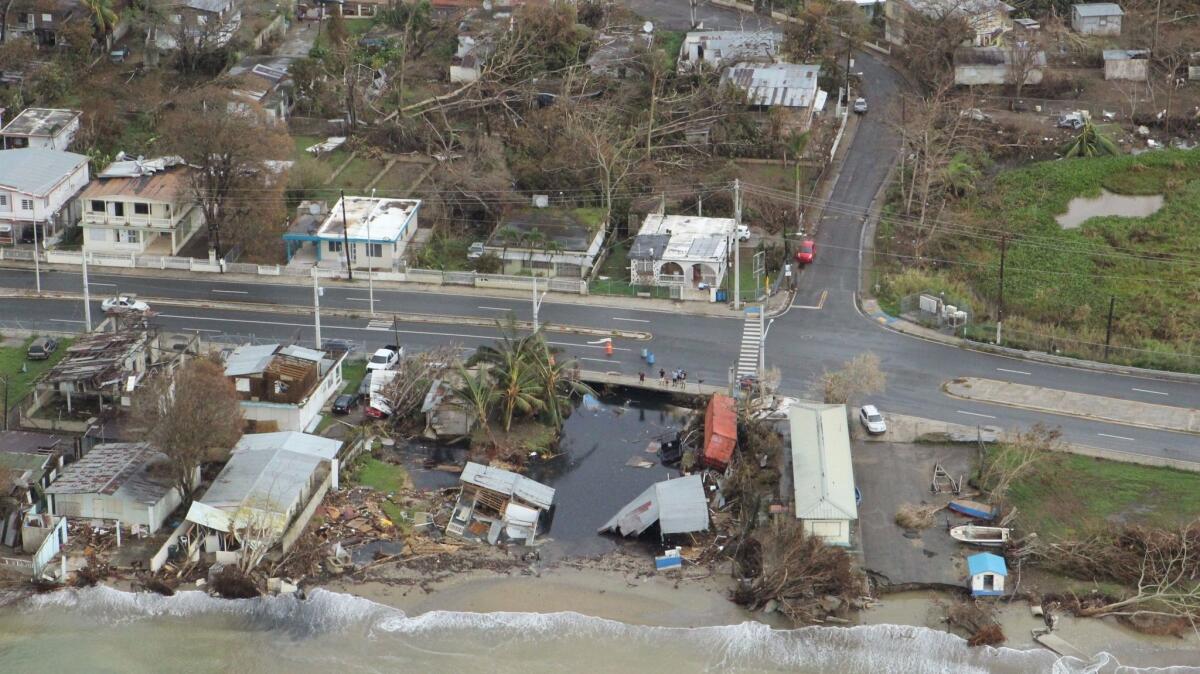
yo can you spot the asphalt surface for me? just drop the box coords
[0,2,1197,463]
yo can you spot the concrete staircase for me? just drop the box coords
[736,307,763,379]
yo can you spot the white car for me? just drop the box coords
[859,404,887,435]
[735,225,751,241]
[366,346,402,371]
[853,97,868,114]
[101,295,150,313]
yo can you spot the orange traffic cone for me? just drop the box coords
[605,340,614,357]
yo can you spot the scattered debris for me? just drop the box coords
[895,504,938,530]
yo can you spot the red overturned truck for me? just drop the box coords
[701,394,737,470]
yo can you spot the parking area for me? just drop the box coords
[853,440,977,588]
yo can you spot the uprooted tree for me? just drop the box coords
[131,357,243,502]
[976,424,1057,509]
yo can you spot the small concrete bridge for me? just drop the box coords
[578,369,728,396]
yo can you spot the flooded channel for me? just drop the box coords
[1055,189,1163,229]
[400,390,696,557]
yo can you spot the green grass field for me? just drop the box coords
[352,456,408,494]
[1004,451,1200,540]
[0,337,73,412]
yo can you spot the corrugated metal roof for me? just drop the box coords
[967,552,1007,576]
[724,63,821,108]
[460,461,555,510]
[234,431,341,460]
[0,108,79,138]
[278,344,326,363]
[0,147,87,196]
[1072,2,1123,17]
[599,474,709,537]
[224,343,280,377]
[629,234,670,260]
[788,403,858,522]
[46,443,176,505]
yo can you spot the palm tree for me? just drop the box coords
[521,228,547,273]
[82,0,120,48]
[1061,119,1119,158]
[530,336,593,430]
[470,318,543,432]
[452,364,498,443]
[542,240,564,276]
[496,226,522,274]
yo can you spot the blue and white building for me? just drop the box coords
[967,552,1007,596]
[284,196,420,272]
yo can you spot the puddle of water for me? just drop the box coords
[1055,188,1163,229]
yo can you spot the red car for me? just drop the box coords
[795,240,815,265]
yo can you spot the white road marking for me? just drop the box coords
[956,410,997,419]
[792,289,828,310]
[1131,387,1168,396]
[49,318,85,323]
[211,289,248,295]
[345,297,373,301]
[996,367,1031,376]
[612,317,650,323]
[186,328,223,333]
[478,306,513,311]
[89,282,117,287]
[1097,433,1135,442]
[579,357,617,364]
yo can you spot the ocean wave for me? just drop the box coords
[15,586,1198,673]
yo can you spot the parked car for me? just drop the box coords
[365,345,403,371]
[795,240,815,265]
[331,393,359,415]
[101,295,150,313]
[321,338,356,357]
[735,225,751,241]
[960,108,993,123]
[110,46,130,63]
[853,97,868,114]
[859,404,887,435]
[1057,112,1085,130]
[26,336,58,360]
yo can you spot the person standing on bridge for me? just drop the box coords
[639,371,645,384]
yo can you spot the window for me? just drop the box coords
[197,14,207,24]
[120,229,140,244]
[41,13,51,22]
[0,195,7,206]
[21,199,33,211]
[113,202,124,217]
[91,200,105,212]
[87,228,109,242]
[366,243,383,258]
[171,13,182,23]
[327,241,342,253]
[134,203,150,215]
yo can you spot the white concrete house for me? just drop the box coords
[629,214,737,301]
[677,31,782,73]
[0,148,89,247]
[224,344,345,433]
[788,403,858,547]
[886,0,1014,47]
[79,155,204,256]
[45,443,198,535]
[0,108,80,150]
[284,196,420,272]
[1071,3,1122,36]
[154,0,242,50]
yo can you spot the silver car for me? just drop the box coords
[859,404,887,434]
[853,97,868,114]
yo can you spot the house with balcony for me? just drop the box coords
[223,344,345,433]
[0,147,88,247]
[481,206,607,278]
[0,108,81,150]
[677,30,783,73]
[154,0,242,51]
[886,0,1014,47]
[283,196,420,271]
[79,155,203,256]
[628,213,736,301]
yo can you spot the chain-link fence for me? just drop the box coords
[900,292,976,333]
[961,323,1200,375]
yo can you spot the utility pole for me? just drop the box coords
[996,235,1007,345]
[697,193,702,217]
[1152,0,1162,56]
[312,271,323,348]
[340,189,353,280]
[532,276,547,332]
[1,375,8,431]
[733,179,742,310]
[1103,295,1116,359]
[844,34,853,106]
[689,0,697,27]
[367,188,376,316]
[759,315,774,377]
[82,251,92,332]
[392,313,400,350]
[32,223,41,293]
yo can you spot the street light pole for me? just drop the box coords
[532,276,547,332]
[82,251,92,332]
[32,223,41,293]
[312,270,323,348]
[733,179,742,310]
[367,188,376,316]
[759,315,775,377]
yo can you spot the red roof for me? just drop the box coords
[702,394,737,470]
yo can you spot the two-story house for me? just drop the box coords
[6,0,128,47]
[0,108,81,151]
[154,0,242,50]
[78,155,203,256]
[886,0,1015,47]
[0,147,89,247]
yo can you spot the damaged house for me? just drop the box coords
[183,431,341,569]
[223,343,345,433]
[598,474,709,539]
[446,462,555,544]
[421,372,476,440]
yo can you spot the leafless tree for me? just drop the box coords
[819,352,887,406]
[131,357,243,502]
[381,345,463,429]
[977,424,1057,508]
[1006,38,1045,103]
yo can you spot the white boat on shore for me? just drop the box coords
[950,525,1011,547]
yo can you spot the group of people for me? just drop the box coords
[637,368,689,388]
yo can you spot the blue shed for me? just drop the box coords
[967,553,1007,597]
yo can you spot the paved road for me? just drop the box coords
[0,1,1197,462]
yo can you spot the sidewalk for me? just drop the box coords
[945,377,1200,435]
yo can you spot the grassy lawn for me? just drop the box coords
[352,456,409,494]
[881,149,1200,368]
[0,337,73,411]
[1004,451,1200,540]
[291,134,349,166]
[372,162,426,198]
[341,359,367,394]
[334,156,388,192]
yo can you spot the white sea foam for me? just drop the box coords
[13,586,1198,673]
